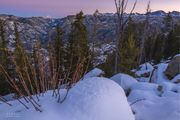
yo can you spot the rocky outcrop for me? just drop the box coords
[165,56,180,79]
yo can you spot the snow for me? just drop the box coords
[66,77,134,120]
[2,93,16,101]
[131,82,158,92]
[172,74,180,83]
[0,77,134,120]
[151,63,169,83]
[82,68,104,79]
[128,89,180,120]
[174,54,180,57]
[134,63,154,82]
[110,73,137,93]
[128,90,159,102]
[135,63,154,77]
[127,59,180,120]
[158,82,176,92]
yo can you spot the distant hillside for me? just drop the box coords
[0,11,180,65]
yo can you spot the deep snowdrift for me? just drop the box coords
[0,77,134,120]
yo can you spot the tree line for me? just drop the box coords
[0,11,92,97]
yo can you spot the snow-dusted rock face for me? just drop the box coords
[110,73,137,93]
[0,77,135,120]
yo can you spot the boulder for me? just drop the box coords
[165,56,180,79]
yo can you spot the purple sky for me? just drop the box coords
[0,0,179,17]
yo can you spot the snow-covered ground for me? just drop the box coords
[109,60,180,120]
[0,77,134,120]
[0,57,180,120]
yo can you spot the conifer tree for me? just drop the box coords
[164,24,180,58]
[13,22,36,95]
[164,12,173,31]
[14,22,24,68]
[151,34,165,63]
[100,53,115,77]
[119,33,139,74]
[53,25,65,70]
[0,20,8,67]
[68,11,91,73]
[0,20,11,95]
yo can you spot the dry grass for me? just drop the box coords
[0,46,89,112]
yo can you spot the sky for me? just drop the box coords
[0,0,179,18]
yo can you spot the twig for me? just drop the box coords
[130,98,146,106]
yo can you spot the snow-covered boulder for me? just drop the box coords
[82,68,104,79]
[110,73,138,93]
[0,77,135,120]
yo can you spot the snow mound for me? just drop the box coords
[83,68,104,79]
[0,77,134,120]
[66,77,135,120]
[110,73,137,93]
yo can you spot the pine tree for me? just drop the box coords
[151,34,165,63]
[101,17,139,76]
[53,25,65,70]
[100,53,115,77]
[164,12,173,31]
[0,20,11,95]
[13,22,36,95]
[123,17,137,40]
[0,20,8,67]
[69,11,89,59]
[68,11,91,73]
[119,33,139,74]
[164,24,180,58]
[14,22,24,68]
